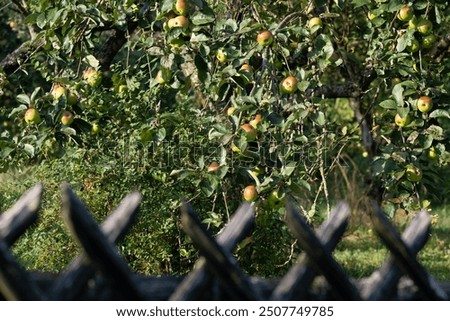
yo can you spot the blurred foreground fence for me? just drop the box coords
[0,183,449,300]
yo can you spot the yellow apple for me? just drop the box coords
[167,15,189,29]
[61,111,74,126]
[257,30,274,46]
[243,185,257,201]
[51,84,66,100]
[417,96,433,113]
[241,123,257,141]
[24,108,41,125]
[394,113,411,128]
[173,0,190,16]
[397,6,414,22]
[280,75,298,94]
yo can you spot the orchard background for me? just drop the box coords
[0,0,449,278]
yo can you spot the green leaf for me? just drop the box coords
[426,125,444,141]
[191,11,215,26]
[16,94,30,105]
[392,84,404,106]
[379,99,397,109]
[23,144,35,157]
[429,109,450,119]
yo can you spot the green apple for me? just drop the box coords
[421,34,436,49]
[156,69,172,84]
[408,16,419,29]
[24,108,41,125]
[216,49,228,63]
[241,123,257,141]
[51,84,66,100]
[92,123,100,134]
[407,38,420,53]
[397,6,414,22]
[406,165,422,182]
[173,0,190,16]
[167,15,189,29]
[417,18,432,35]
[267,190,284,209]
[427,146,438,160]
[61,111,74,126]
[280,75,298,94]
[66,90,79,105]
[83,69,102,87]
[256,30,274,46]
[308,17,322,30]
[394,113,411,128]
[417,96,433,113]
[243,185,257,201]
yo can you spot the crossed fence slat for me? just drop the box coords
[0,183,449,300]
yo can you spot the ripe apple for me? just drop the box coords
[308,17,322,30]
[421,34,436,49]
[61,111,74,126]
[207,161,220,173]
[243,185,257,201]
[257,30,274,46]
[240,64,253,72]
[417,19,432,35]
[167,15,189,29]
[83,68,102,87]
[92,123,100,134]
[397,6,414,22]
[173,0,190,16]
[280,75,298,94]
[394,113,411,128]
[249,114,262,129]
[216,49,228,63]
[417,96,433,113]
[51,84,66,100]
[267,190,284,209]
[24,108,41,125]
[241,123,257,141]
[406,165,422,182]
[407,39,420,53]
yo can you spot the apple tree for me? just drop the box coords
[0,0,449,273]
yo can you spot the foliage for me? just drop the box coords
[1,0,449,276]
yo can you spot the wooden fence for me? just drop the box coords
[0,183,449,300]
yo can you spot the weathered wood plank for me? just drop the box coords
[361,209,431,300]
[180,201,262,300]
[61,183,143,300]
[170,202,255,300]
[371,203,447,300]
[271,201,350,300]
[285,201,361,300]
[0,184,41,246]
[49,190,142,300]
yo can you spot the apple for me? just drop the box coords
[407,39,420,53]
[24,108,41,125]
[66,90,79,105]
[83,68,102,87]
[243,185,257,201]
[417,19,432,35]
[417,96,433,113]
[408,16,419,29]
[51,84,66,100]
[216,49,228,63]
[240,64,253,72]
[256,30,274,46]
[241,123,257,141]
[249,114,262,129]
[117,84,128,93]
[308,17,322,30]
[227,107,236,116]
[280,75,298,94]
[397,6,414,22]
[173,0,190,16]
[92,123,100,134]
[394,113,411,128]
[427,146,438,160]
[167,15,189,29]
[367,12,376,21]
[421,34,436,49]
[406,165,422,182]
[156,69,172,84]
[61,111,74,126]
[207,161,220,173]
[267,190,284,209]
